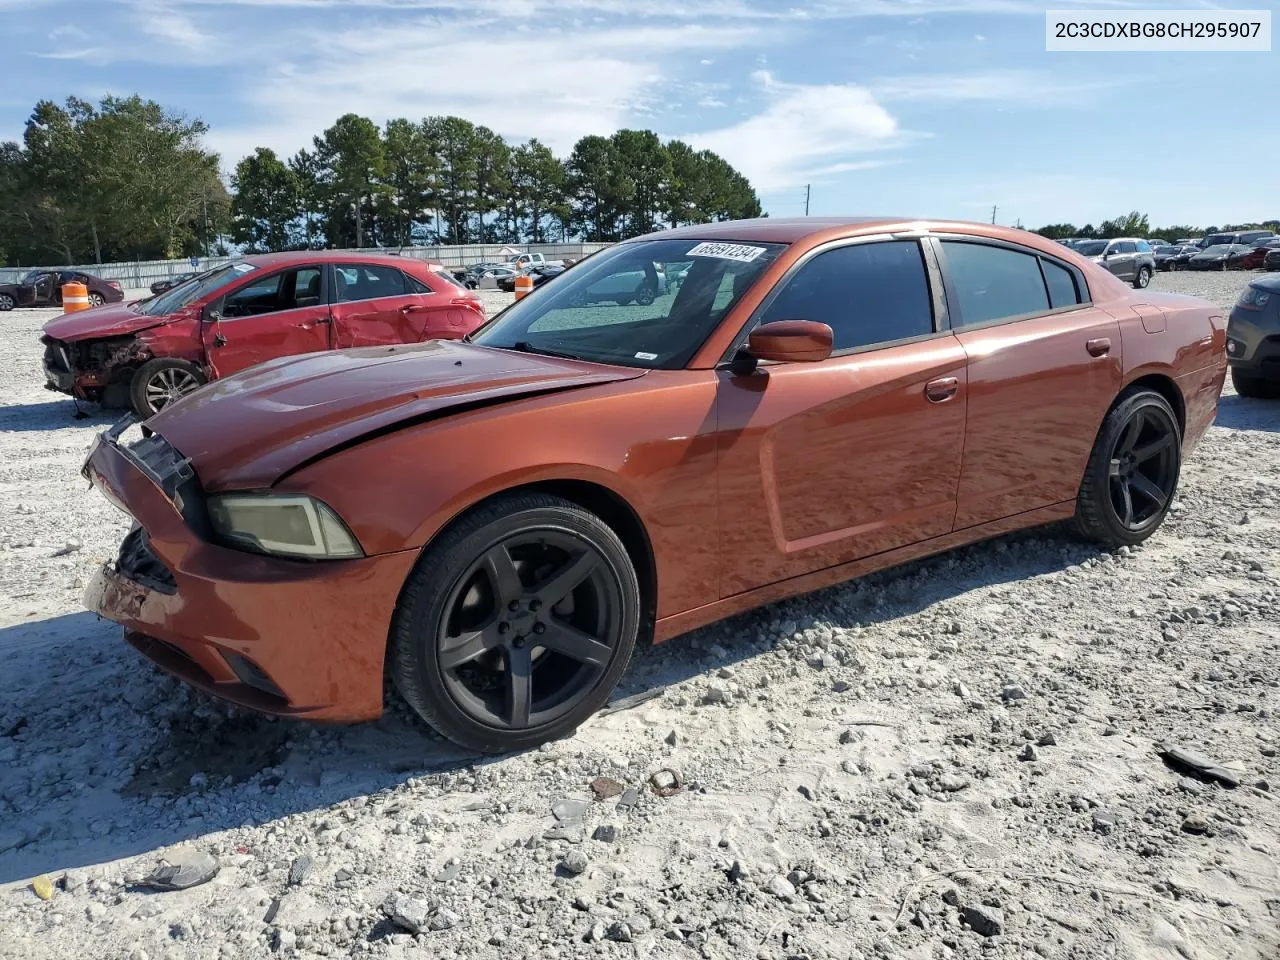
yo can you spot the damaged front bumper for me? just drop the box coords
[81,417,419,722]
[42,335,142,401]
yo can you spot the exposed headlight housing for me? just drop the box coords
[1237,287,1271,310]
[207,494,363,559]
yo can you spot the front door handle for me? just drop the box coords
[925,377,959,403]
[1086,337,1111,357]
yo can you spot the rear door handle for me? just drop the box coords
[925,377,959,403]
[1086,337,1111,357]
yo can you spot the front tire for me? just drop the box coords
[130,358,206,418]
[1231,367,1280,399]
[1133,266,1152,289]
[0,293,14,311]
[389,493,641,753]
[1074,388,1181,548]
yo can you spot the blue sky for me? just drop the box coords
[2,0,1276,229]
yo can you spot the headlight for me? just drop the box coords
[207,494,363,559]
[1237,287,1271,310]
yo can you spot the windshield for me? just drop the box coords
[1203,234,1234,247]
[138,263,256,316]
[1154,246,1177,254]
[1200,245,1232,255]
[1075,241,1107,256]
[472,238,786,369]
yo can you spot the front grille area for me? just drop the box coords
[116,528,177,594]
[41,335,136,374]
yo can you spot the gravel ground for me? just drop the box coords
[1,273,1277,960]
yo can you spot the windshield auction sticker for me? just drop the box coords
[686,242,767,263]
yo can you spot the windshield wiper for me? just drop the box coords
[508,340,586,361]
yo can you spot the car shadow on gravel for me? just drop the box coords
[1215,394,1280,433]
[0,400,117,432]
[0,525,1102,885]
[614,522,1108,705]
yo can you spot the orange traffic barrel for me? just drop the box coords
[62,281,90,313]
[514,274,534,300]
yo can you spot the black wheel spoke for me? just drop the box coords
[481,545,523,606]
[1132,434,1173,464]
[1117,412,1144,455]
[1116,480,1135,526]
[539,620,611,667]
[505,646,533,727]
[1129,472,1167,508]
[533,552,597,609]
[439,623,502,669]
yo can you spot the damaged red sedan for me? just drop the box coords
[82,218,1226,753]
[42,252,485,417]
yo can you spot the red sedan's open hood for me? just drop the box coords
[42,302,172,342]
[148,339,646,490]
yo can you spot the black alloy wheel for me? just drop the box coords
[438,530,621,730]
[390,493,640,753]
[1074,388,1181,547]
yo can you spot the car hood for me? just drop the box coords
[42,302,173,342]
[149,339,647,490]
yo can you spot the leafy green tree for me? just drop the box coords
[610,129,671,237]
[424,116,479,244]
[313,113,386,248]
[510,139,565,243]
[471,126,511,242]
[566,135,631,242]
[230,148,300,252]
[380,118,439,246]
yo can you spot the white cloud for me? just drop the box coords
[698,96,727,108]
[873,70,1129,107]
[204,19,762,166]
[687,74,906,191]
[128,0,212,48]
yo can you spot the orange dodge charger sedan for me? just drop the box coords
[82,218,1227,752]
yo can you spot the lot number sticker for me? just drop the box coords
[687,242,767,263]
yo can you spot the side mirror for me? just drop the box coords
[744,320,834,365]
[202,304,222,323]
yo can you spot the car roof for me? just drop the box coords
[241,251,442,269]
[621,217,1094,252]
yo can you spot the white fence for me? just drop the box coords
[0,243,613,288]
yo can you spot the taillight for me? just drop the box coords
[108,280,122,291]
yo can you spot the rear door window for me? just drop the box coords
[1040,258,1081,309]
[334,264,408,302]
[940,241,1050,327]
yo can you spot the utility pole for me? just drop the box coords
[991,205,997,225]
[804,184,811,216]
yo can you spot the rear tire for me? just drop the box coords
[130,358,206,418]
[89,292,105,307]
[1074,388,1181,548]
[388,493,641,753]
[1133,266,1151,289]
[1231,367,1280,399]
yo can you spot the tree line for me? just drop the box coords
[0,96,762,266]
[232,114,762,252]
[1034,210,1280,243]
[0,97,228,266]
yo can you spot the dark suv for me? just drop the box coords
[1072,238,1156,288]
[1226,275,1280,397]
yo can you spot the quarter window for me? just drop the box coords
[756,240,934,352]
[334,264,407,302]
[940,241,1050,326]
[1041,258,1081,309]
